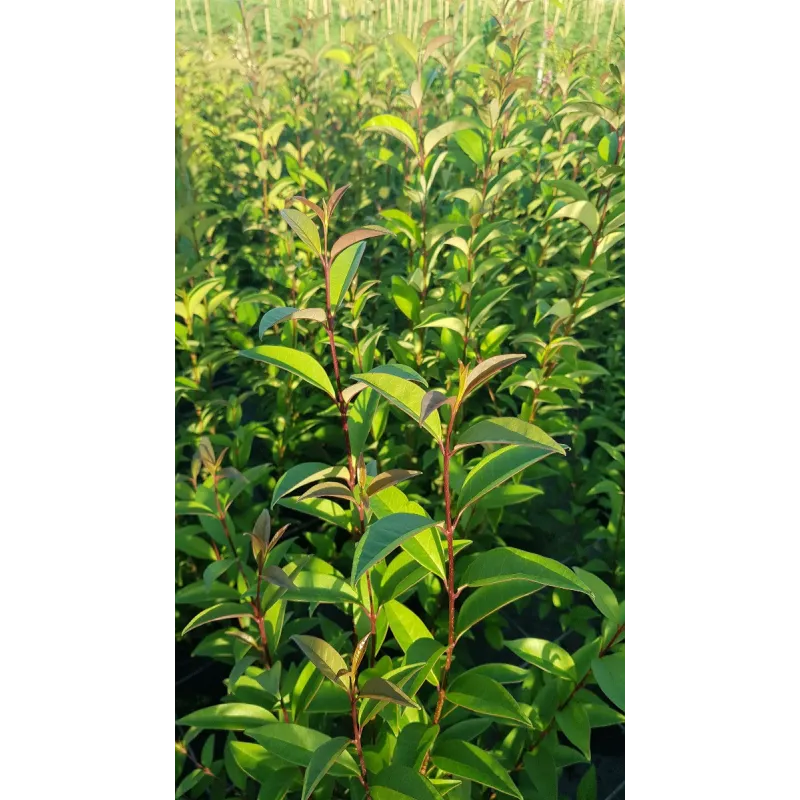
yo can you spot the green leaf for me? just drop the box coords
[453,129,485,165]
[385,599,433,653]
[280,208,322,255]
[577,764,597,800]
[392,275,421,323]
[177,703,276,730]
[477,484,543,509]
[370,363,428,386]
[360,676,418,708]
[424,117,481,154]
[461,548,590,594]
[330,241,366,309]
[393,724,440,771]
[505,638,577,680]
[352,370,443,441]
[551,201,600,235]
[363,114,419,153]
[287,571,359,603]
[203,558,235,588]
[447,673,532,728]
[455,417,565,453]
[373,765,445,800]
[456,580,543,639]
[573,568,620,622]
[175,768,204,797]
[272,462,348,508]
[523,748,558,800]
[431,740,522,800]
[181,603,253,636]
[247,722,359,776]
[416,316,466,336]
[301,736,351,800]
[228,741,271,781]
[547,178,589,201]
[458,445,559,512]
[591,654,624,711]
[240,345,335,399]
[463,663,529,684]
[291,634,349,690]
[369,485,446,580]
[352,513,441,585]
[378,551,428,602]
[278,496,350,530]
[573,286,625,324]
[555,703,591,759]
[258,307,326,337]
[348,386,379,458]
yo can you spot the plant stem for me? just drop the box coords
[350,686,372,798]
[421,409,458,773]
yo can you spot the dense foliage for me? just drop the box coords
[175,2,625,798]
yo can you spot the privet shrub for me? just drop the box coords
[176,3,624,799]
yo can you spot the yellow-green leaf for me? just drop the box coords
[241,345,335,399]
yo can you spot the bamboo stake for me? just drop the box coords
[387,0,393,29]
[265,1,274,57]
[407,0,413,37]
[184,0,199,33]
[324,0,331,40]
[463,0,468,46]
[413,0,423,37]
[606,0,621,52]
[204,0,213,47]
[593,0,601,40]
[536,0,548,87]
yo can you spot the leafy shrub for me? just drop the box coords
[176,3,624,799]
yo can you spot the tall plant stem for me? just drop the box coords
[350,686,372,798]
[204,0,213,47]
[320,238,378,647]
[420,409,458,773]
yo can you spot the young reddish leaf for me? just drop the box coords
[291,634,350,690]
[463,353,526,397]
[290,195,325,222]
[352,632,372,676]
[366,469,422,496]
[298,481,355,503]
[258,307,326,338]
[263,565,296,591]
[327,183,351,217]
[329,226,392,262]
[419,390,453,424]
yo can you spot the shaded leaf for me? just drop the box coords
[431,740,522,800]
[447,673,532,728]
[360,676,418,708]
[591,654,624,711]
[301,737,352,800]
[352,513,441,585]
[177,703,276,730]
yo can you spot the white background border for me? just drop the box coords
[2,0,799,797]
